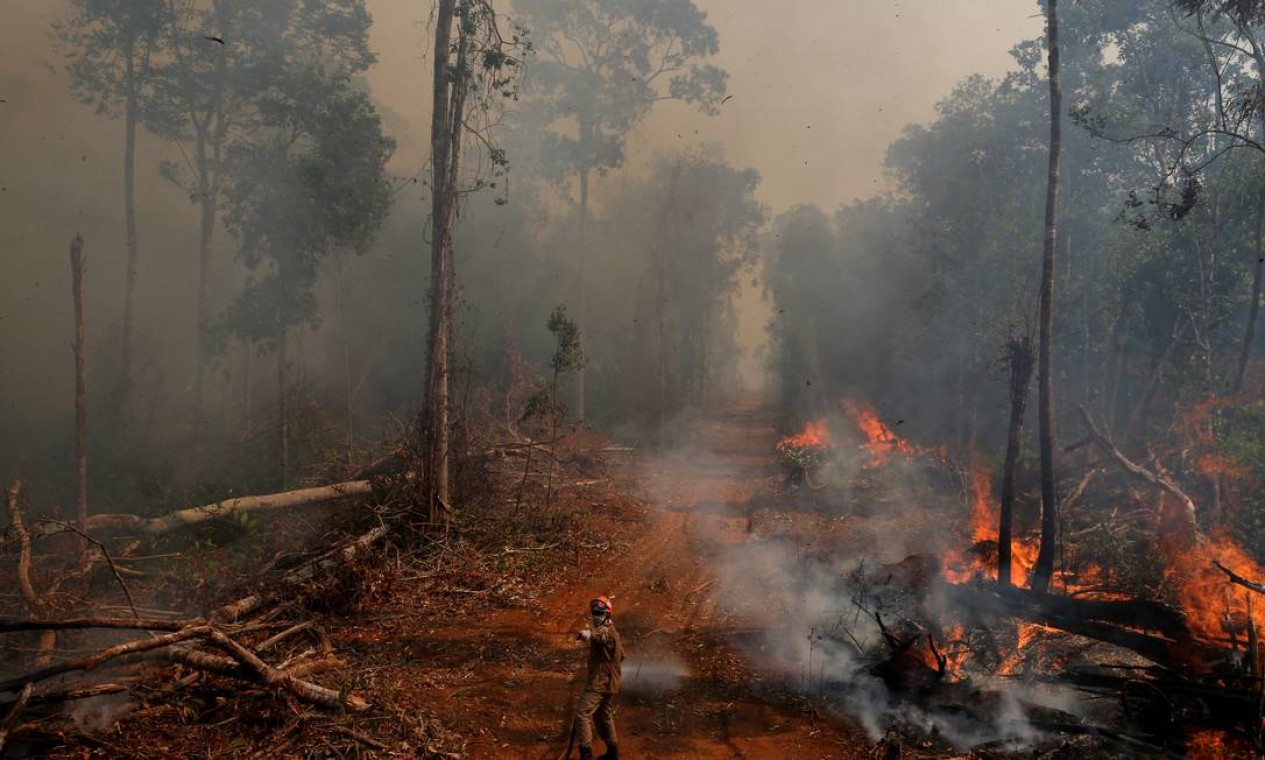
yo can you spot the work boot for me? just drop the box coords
[578,746,593,760]
[598,745,619,760]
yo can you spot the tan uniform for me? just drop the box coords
[574,619,624,750]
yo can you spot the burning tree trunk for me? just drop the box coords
[1032,0,1063,593]
[69,234,88,534]
[999,336,1034,586]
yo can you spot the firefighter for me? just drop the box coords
[574,595,624,760]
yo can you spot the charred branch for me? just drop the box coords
[1078,406,1200,535]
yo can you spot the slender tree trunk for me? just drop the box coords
[192,143,214,453]
[340,255,353,464]
[1032,0,1062,593]
[120,45,140,410]
[70,234,88,533]
[422,0,463,523]
[575,157,590,422]
[192,47,227,462]
[243,341,252,437]
[1235,184,1265,393]
[278,324,289,491]
[999,336,1034,587]
[545,367,560,509]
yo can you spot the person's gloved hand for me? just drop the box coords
[576,629,592,641]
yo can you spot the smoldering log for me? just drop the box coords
[940,582,1228,671]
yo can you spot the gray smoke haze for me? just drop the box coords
[0,0,1040,513]
[636,415,1090,752]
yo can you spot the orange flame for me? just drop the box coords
[1165,530,1265,640]
[775,420,830,452]
[840,399,914,467]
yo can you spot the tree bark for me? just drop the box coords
[1032,0,1062,593]
[192,40,228,461]
[278,324,289,490]
[999,336,1034,586]
[423,0,471,523]
[422,0,455,525]
[575,155,590,422]
[120,44,140,409]
[70,234,88,534]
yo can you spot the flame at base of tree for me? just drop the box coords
[775,420,831,472]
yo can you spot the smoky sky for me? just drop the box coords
[0,0,1041,481]
[364,0,1042,209]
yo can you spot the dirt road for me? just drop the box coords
[403,399,870,759]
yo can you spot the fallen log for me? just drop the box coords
[0,626,211,695]
[0,683,130,712]
[940,582,1229,673]
[25,480,374,540]
[0,623,368,714]
[0,616,197,633]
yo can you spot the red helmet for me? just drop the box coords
[590,596,612,615]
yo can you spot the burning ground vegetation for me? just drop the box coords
[748,397,1265,757]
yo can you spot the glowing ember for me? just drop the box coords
[1187,728,1240,759]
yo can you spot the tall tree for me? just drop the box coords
[54,0,165,410]
[211,66,393,489]
[514,0,727,419]
[421,0,524,522]
[1032,0,1064,593]
[148,0,376,458]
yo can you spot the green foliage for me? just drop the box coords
[546,304,585,375]
[53,0,165,116]
[199,509,261,548]
[210,65,394,352]
[513,0,727,185]
[776,442,830,473]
